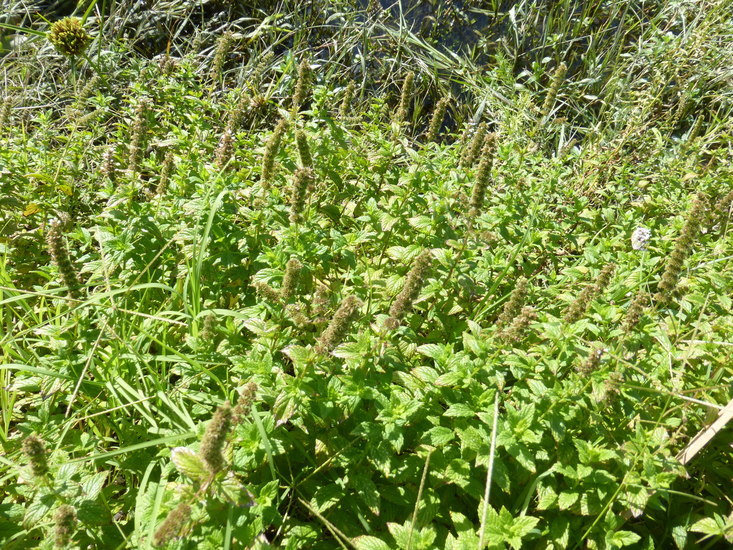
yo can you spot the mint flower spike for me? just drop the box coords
[199,403,232,474]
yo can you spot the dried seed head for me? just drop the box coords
[156,150,175,195]
[153,502,191,547]
[54,505,76,548]
[22,434,49,478]
[228,91,253,131]
[469,136,497,217]
[199,313,218,345]
[199,403,232,474]
[577,346,604,375]
[0,96,13,130]
[715,189,733,219]
[316,295,362,353]
[100,145,116,180]
[215,128,234,168]
[48,18,90,57]
[128,98,150,172]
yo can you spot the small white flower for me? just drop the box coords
[631,227,651,250]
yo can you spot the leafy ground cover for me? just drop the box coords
[1,1,733,548]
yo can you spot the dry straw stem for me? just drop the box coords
[676,398,733,465]
[261,118,288,187]
[316,295,362,353]
[388,249,433,324]
[199,403,232,474]
[655,194,706,302]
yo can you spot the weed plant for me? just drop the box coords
[1,1,732,549]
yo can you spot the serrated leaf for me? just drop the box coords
[435,370,465,387]
[81,472,107,499]
[387,522,410,549]
[424,426,455,447]
[607,530,641,547]
[444,403,475,418]
[353,536,392,550]
[558,491,579,510]
[242,318,277,336]
[171,447,208,481]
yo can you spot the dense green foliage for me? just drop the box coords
[1,1,732,548]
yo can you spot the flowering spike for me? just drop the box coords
[388,250,432,326]
[655,194,707,302]
[281,258,303,300]
[316,295,362,353]
[261,118,288,188]
[47,222,82,299]
[426,97,449,142]
[22,434,49,478]
[153,502,192,547]
[54,505,76,548]
[199,403,232,474]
